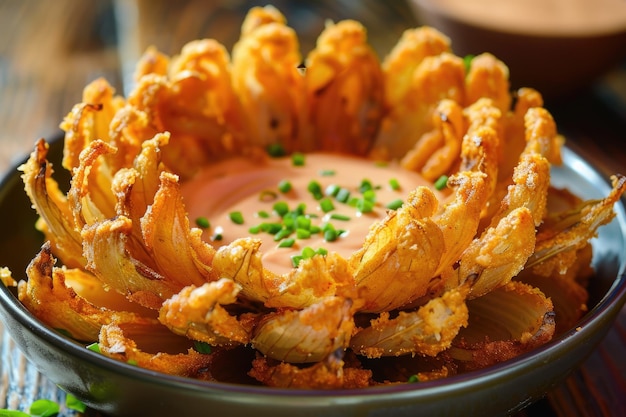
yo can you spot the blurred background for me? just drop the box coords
[1,0,625,171]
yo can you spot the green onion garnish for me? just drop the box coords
[357,198,374,214]
[324,228,338,242]
[319,169,336,176]
[407,374,420,383]
[194,341,213,354]
[195,216,210,229]
[229,211,244,224]
[359,179,374,193]
[87,342,101,353]
[330,213,350,221]
[273,201,289,217]
[278,238,295,248]
[278,180,292,193]
[320,198,335,213]
[335,188,351,203]
[307,180,323,199]
[434,175,449,190]
[463,54,475,73]
[292,152,305,166]
[389,178,401,191]
[386,199,404,210]
[267,143,285,157]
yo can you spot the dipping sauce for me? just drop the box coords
[180,153,441,274]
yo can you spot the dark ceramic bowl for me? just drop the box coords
[409,0,626,99]
[1,138,625,417]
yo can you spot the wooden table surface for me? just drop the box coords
[1,1,625,416]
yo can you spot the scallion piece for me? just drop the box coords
[407,374,420,383]
[386,199,404,210]
[292,152,305,166]
[320,198,335,213]
[434,175,449,190]
[389,178,401,191]
[267,143,285,157]
[278,238,295,248]
[357,198,374,213]
[86,342,101,353]
[307,180,323,199]
[324,228,338,242]
[195,216,210,229]
[194,341,212,354]
[359,179,373,193]
[229,211,244,224]
[274,228,292,241]
[278,179,292,193]
[273,201,289,217]
[319,169,335,176]
[296,228,311,239]
[330,213,350,221]
[335,187,351,203]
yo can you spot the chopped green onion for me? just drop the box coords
[362,189,376,202]
[307,180,323,199]
[248,225,261,234]
[274,228,293,241]
[273,201,289,217]
[301,246,316,259]
[278,180,292,193]
[325,184,340,197]
[296,215,312,230]
[292,152,306,166]
[294,203,306,215]
[87,342,101,353]
[65,394,87,413]
[463,54,475,73]
[330,213,350,221]
[335,187,351,203]
[261,222,283,234]
[359,179,373,193]
[434,175,449,190]
[194,341,213,354]
[195,216,210,229]
[212,233,223,241]
[291,255,303,267]
[127,359,138,366]
[257,210,270,218]
[278,238,295,248]
[296,228,311,239]
[356,198,374,213]
[267,143,285,157]
[386,199,404,210]
[407,374,420,383]
[389,178,401,191]
[320,198,335,213]
[324,228,338,242]
[319,169,336,176]
[229,211,244,224]
[29,399,60,417]
[316,247,328,256]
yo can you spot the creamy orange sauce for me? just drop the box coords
[180,153,440,274]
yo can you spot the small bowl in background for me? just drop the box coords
[409,0,626,99]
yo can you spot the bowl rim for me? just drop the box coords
[411,0,626,38]
[1,142,625,403]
